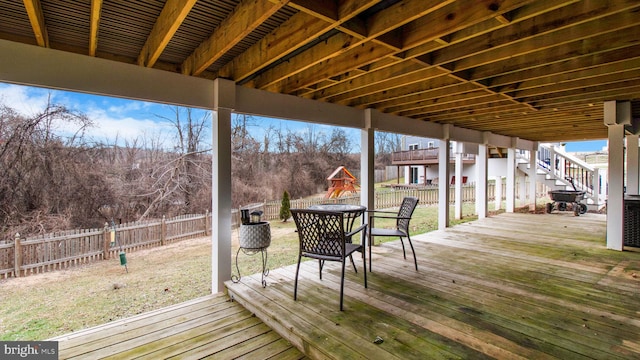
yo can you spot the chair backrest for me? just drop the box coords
[291,209,346,260]
[397,196,419,234]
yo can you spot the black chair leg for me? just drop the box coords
[368,233,373,272]
[349,255,357,273]
[294,255,302,301]
[407,235,418,271]
[399,237,407,259]
[340,260,346,311]
[363,244,367,288]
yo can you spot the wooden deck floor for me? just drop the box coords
[50,293,306,359]
[226,212,640,359]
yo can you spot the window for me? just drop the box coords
[409,143,419,150]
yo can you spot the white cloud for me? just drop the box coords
[0,83,54,115]
[106,100,155,116]
[0,84,179,147]
[82,107,174,146]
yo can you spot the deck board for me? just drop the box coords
[226,212,640,359]
[50,293,306,359]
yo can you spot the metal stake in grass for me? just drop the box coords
[98,205,128,273]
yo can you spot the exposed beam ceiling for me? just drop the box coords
[1,0,639,143]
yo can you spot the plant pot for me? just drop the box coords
[239,222,271,249]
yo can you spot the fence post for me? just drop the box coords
[103,222,110,260]
[161,215,166,246]
[14,233,21,278]
[204,210,210,236]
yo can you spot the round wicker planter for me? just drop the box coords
[239,222,271,249]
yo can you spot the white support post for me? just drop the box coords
[506,147,516,213]
[476,143,488,219]
[518,173,526,206]
[549,146,557,179]
[438,138,450,230]
[608,124,625,250]
[212,79,235,293]
[495,176,502,210]
[605,100,630,251]
[528,146,538,211]
[627,135,639,195]
[454,144,463,220]
[592,168,602,207]
[361,110,375,212]
[558,149,566,181]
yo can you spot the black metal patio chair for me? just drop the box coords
[291,208,367,311]
[367,196,419,271]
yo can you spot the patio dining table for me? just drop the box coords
[307,203,366,233]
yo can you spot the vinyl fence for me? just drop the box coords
[0,213,211,279]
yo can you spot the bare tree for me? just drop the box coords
[375,131,401,168]
[134,107,212,220]
[0,96,110,237]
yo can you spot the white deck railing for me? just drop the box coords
[536,143,606,206]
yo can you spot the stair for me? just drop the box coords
[517,144,606,211]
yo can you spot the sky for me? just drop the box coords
[0,82,608,153]
[563,140,607,153]
[0,82,360,152]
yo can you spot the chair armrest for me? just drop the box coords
[345,223,367,238]
[366,210,397,215]
[368,215,411,221]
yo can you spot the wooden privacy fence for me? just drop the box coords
[0,212,211,279]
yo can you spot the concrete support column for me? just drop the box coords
[506,147,516,213]
[605,100,631,251]
[361,110,375,212]
[528,146,538,211]
[627,135,639,195]
[495,176,502,210]
[476,143,488,219]
[454,144,463,220]
[438,138,450,230]
[212,78,235,293]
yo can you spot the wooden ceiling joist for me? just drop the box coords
[89,0,102,56]
[22,0,48,47]
[137,0,197,67]
[182,0,286,76]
